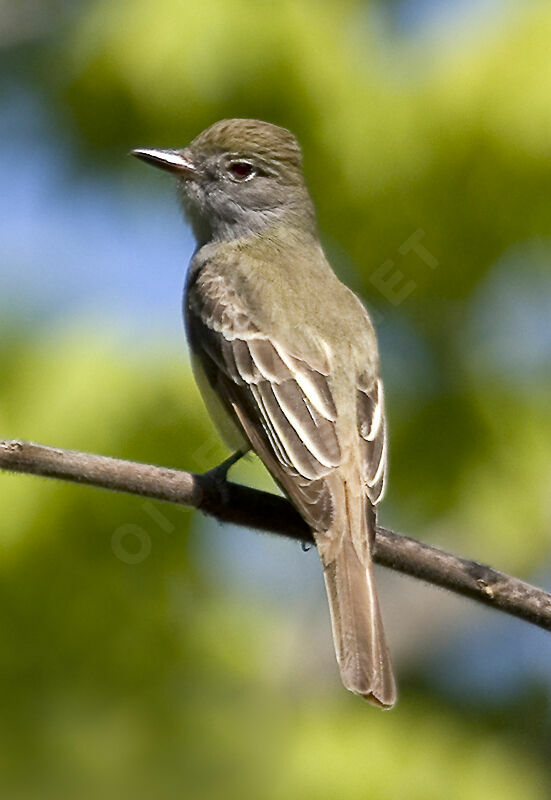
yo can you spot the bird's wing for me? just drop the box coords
[186,266,385,537]
[186,266,344,533]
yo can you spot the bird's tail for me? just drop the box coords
[322,515,396,708]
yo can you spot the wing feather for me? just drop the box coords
[274,346,337,421]
[356,376,387,504]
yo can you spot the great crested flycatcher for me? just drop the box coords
[132,119,396,708]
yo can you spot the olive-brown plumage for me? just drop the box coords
[132,119,397,707]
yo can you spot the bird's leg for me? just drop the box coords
[201,450,246,502]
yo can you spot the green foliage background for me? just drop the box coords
[1,1,550,797]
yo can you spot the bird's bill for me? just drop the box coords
[131,148,196,177]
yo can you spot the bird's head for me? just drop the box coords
[132,118,317,245]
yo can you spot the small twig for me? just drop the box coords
[1,438,550,632]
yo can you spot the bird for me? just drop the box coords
[132,119,396,708]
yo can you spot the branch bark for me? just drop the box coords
[1,438,550,632]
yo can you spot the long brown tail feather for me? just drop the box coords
[322,530,396,708]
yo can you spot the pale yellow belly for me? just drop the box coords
[192,354,250,453]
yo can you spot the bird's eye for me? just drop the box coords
[228,161,256,181]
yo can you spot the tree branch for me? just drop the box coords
[1,438,550,632]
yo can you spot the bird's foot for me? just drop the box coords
[201,450,245,504]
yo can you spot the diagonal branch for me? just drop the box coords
[1,438,550,632]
